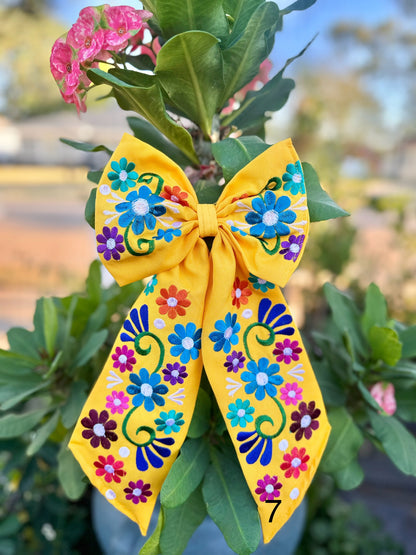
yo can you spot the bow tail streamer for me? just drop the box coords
[202,239,331,543]
[69,242,209,535]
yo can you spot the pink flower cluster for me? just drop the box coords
[50,5,152,113]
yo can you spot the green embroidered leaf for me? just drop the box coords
[61,381,88,429]
[160,487,207,555]
[42,297,58,358]
[156,31,223,137]
[333,459,364,490]
[398,325,416,359]
[368,409,416,476]
[70,329,108,370]
[26,409,60,456]
[211,136,269,182]
[222,0,265,45]
[57,445,86,500]
[320,407,363,474]
[202,447,261,555]
[302,162,349,222]
[361,283,388,337]
[161,437,209,508]
[368,326,402,366]
[281,0,318,15]
[59,138,113,156]
[6,327,39,360]
[0,408,49,439]
[187,388,211,438]
[0,381,48,411]
[139,508,164,555]
[395,386,416,422]
[85,187,96,229]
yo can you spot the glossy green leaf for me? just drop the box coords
[314,359,347,407]
[156,31,223,137]
[368,409,416,476]
[211,136,269,182]
[193,180,223,204]
[281,0,318,15]
[0,408,48,439]
[369,326,402,366]
[61,381,88,429]
[395,386,416,421]
[320,407,363,473]
[333,458,364,490]
[86,259,102,306]
[398,325,416,359]
[70,329,107,369]
[302,162,349,222]
[357,381,386,412]
[0,515,21,537]
[202,447,261,555]
[0,381,48,411]
[42,297,58,358]
[140,508,164,555]
[6,327,39,360]
[161,437,209,508]
[87,170,103,185]
[58,445,86,500]
[187,388,211,438]
[85,187,96,229]
[223,0,265,44]
[26,409,60,456]
[361,283,387,336]
[59,138,113,156]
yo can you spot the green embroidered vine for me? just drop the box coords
[255,397,287,440]
[258,234,281,256]
[122,414,155,447]
[265,176,282,191]
[124,222,155,256]
[134,331,165,374]
[243,322,276,361]
[138,172,164,195]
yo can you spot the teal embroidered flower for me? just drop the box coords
[227,399,255,428]
[153,228,182,243]
[144,275,158,295]
[155,410,185,434]
[116,186,166,235]
[248,273,275,293]
[282,161,305,195]
[209,312,240,354]
[245,191,296,239]
[241,357,283,401]
[107,157,138,192]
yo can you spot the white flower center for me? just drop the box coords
[132,198,149,216]
[106,238,116,250]
[289,243,300,254]
[182,337,194,350]
[167,297,178,307]
[232,358,239,367]
[119,169,128,181]
[171,195,179,203]
[265,484,274,494]
[133,488,142,497]
[171,369,179,378]
[104,464,114,474]
[165,418,175,427]
[258,278,266,284]
[256,372,269,386]
[224,326,233,340]
[283,347,293,356]
[293,173,302,183]
[119,354,127,364]
[262,209,279,227]
[93,423,105,437]
[237,409,246,418]
[113,398,122,406]
[291,457,301,468]
[288,390,296,398]
[301,414,312,428]
[235,288,242,299]
[141,383,153,397]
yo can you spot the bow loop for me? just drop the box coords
[197,204,218,238]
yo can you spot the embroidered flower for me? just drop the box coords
[155,410,185,434]
[258,298,294,336]
[231,277,252,309]
[168,322,202,364]
[153,228,182,242]
[124,479,152,504]
[370,382,397,415]
[227,399,254,428]
[273,338,302,364]
[290,401,321,440]
[241,358,283,401]
[248,274,275,293]
[116,186,166,235]
[156,285,191,319]
[67,7,104,63]
[120,305,149,343]
[81,409,118,449]
[279,382,303,406]
[237,431,273,465]
[127,369,168,412]
[94,454,126,483]
[144,275,158,295]
[282,161,305,195]
[136,436,174,470]
[112,344,136,372]
[245,191,296,239]
[279,234,305,262]
[255,474,282,501]
[280,446,309,478]
[209,313,240,354]
[161,185,189,207]
[96,226,125,261]
[106,390,130,415]
[162,362,188,385]
[107,157,138,192]
[224,350,246,373]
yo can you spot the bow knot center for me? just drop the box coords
[197,204,218,238]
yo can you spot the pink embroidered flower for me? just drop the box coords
[280,447,309,479]
[67,7,104,63]
[94,454,126,483]
[273,338,302,364]
[255,474,282,502]
[50,38,82,96]
[124,479,152,504]
[370,382,397,416]
[112,345,136,373]
[102,6,152,51]
[280,382,303,406]
[106,390,129,415]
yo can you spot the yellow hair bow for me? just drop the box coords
[69,133,330,543]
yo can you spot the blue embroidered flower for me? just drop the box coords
[237,431,273,466]
[241,357,283,401]
[245,191,296,239]
[168,322,202,364]
[135,436,174,471]
[227,399,255,428]
[282,161,305,195]
[120,305,149,343]
[248,273,275,293]
[258,298,294,336]
[126,369,168,412]
[116,186,166,235]
[209,313,240,354]
[107,157,138,192]
[230,224,248,236]
[154,410,185,434]
[153,228,182,243]
[144,275,158,296]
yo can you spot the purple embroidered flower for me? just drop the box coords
[81,409,118,449]
[162,362,188,385]
[96,226,125,261]
[112,344,136,373]
[279,234,305,262]
[224,350,246,373]
[124,479,152,504]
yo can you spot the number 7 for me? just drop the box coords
[265,499,282,522]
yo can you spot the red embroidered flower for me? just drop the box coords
[124,479,152,504]
[231,277,252,309]
[112,344,136,372]
[280,447,309,478]
[81,409,118,449]
[290,401,320,441]
[279,382,303,406]
[161,185,189,207]
[255,474,282,502]
[273,338,302,364]
[156,285,191,319]
[94,454,126,483]
[231,192,249,203]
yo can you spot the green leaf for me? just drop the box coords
[333,458,364,490]
[281,0,318,15]
[60,138,113,156]
[361,283,387,336]
[314,359,347,407]
[398,325,416,359]
[320,407,363,474]
[187,388,211,438]
[202,447,261,555]
[160,487,207,555]
[70,329,108,369]
[85,187,96,229]
[302,162,349,222]
[223,0,265,44]
[26,409,60,456]
[161,437,209,508]
[0,408,48,438]
[42,297,58,358]
[156,31,223,137]
[6,327,39,360]
[368,409,416,476]
[61,381,88,429]
[0,515,21,537]
[193,180,223,204]
[211,136,269,182]
[58,446,86,500]
[87,170,103,184]
[0,381,48,411]
[140,508,164,555]
[369,326,402,366]
[86,259,102,306]
[357,381,386,412]
[395,386,416,421]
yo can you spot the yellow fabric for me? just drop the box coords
[69,133,330,543]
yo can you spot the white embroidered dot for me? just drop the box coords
[288,390,296,398]
[235,288,242,299]
[182,337,194,350]
[289,243,300,254]
[119,169,128,182]
[283,347,293,356]
[154,318,165,329]
[291,457,301,468]
[262,209,279,227]
[300,415,312,428]
[100,185,111,195]
[237,409,246,418]
[224,327,233,340]
[133,488,142,497]
[290,488,300,500]
[113,398,122,406]
[118,354,127,364]
[258,278,266,285]
[93,423,106,437]
[132,198,149,216]
[279,439,289,451]
[293,173,302,184]
[171,370,179,378]
[242,309,253,319]
[165,418,175,427]
[119,446,130,458]
[106,238,116,250]
[141,383,153,397]
[167,297,178,307]
[105,489,116,500]
[256,372,268,386]
[265,484,275,494]
[104,464,115,474]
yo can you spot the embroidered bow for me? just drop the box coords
[69,134,330,543]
